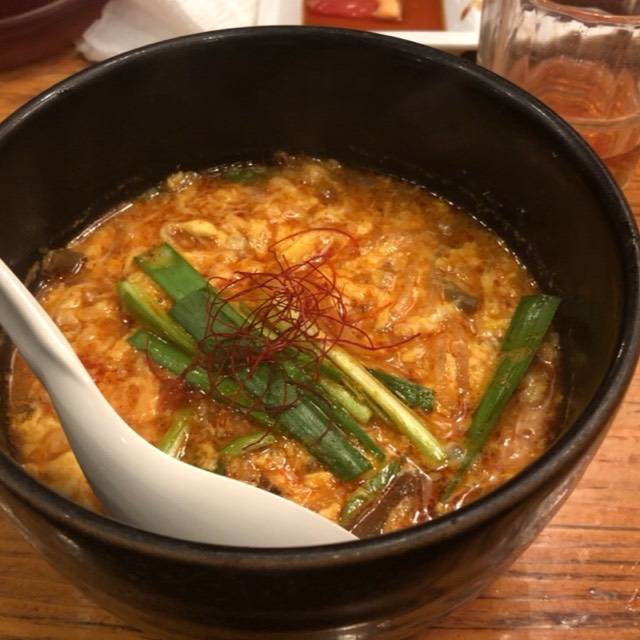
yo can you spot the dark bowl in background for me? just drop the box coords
[0,0,107,70]
[0,28,638,640]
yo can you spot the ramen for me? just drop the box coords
[8,156,562,537]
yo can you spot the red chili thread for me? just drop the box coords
[147,228,418,420]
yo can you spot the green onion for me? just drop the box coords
[281,361,384,461]
[117,279,196,354]
[317,358,343,383]
[441,294,561,501]
[144,245,370,424]
[340,458,402,526]
[136,243,208,302]
[128,331,274,428]
[268,310,444,466]
[138,243,248,330]
[168,293,375,477]
[169,287,237,351]
[128,330,208,389]
[279,401,372,480]
[315,396,385,462]
[237,364,373,481]
[286,346,343,382]
[131,245,380,480]
[304,392,384,462]
[218,431,277,460]
[227,300,358,415]
[216,430,277,475]
[158,408,193,457]
[325,344,447,469]
[368,369,434,412]
[265,341,371,424]
[130,329,371,480]
[319,377,373,423]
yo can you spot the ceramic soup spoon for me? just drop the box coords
[0,259,356,547]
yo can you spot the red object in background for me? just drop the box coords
[305,0,442,31]
[0,0,108,70]
[306,0,380,18]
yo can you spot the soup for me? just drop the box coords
[8,156,562,537]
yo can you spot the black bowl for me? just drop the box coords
[0,27,638,640]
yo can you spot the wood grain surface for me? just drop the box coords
[0,47,639,640]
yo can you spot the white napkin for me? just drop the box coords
[78,0,259,62]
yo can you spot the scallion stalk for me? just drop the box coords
[316,397,385,462]
[143,244,371,427]
[319,377,373,423]
[136,243,208,302]
[137,243,246,331]
[128,330,208,389]
[280,360,384,461]
[218,431,277,460]
[130,328,372,480]
[128,330,274,428]
[131,245,398,480]
[340,458,402,526]
[270,313,444,466]
[441,294,561,501]
[368,369,435,412]
[216,430,277,475]
[117,280,196,354]
[222,165,270,182]
[158,408,193,457]
[325,344,447,469]
[236,363,373,480]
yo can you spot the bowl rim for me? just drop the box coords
[1,26,639,569]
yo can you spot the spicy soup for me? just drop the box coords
[9,157,562,537]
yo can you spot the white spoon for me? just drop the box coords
[0,259,356,547]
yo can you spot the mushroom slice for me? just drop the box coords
[41,248,86,281]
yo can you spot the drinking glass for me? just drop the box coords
[478,1,640,186]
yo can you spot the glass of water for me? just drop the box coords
[478,1,640,186]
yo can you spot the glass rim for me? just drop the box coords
[533,0,640,25]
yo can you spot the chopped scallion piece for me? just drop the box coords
[280,361,384,460]
[158,408,193,457]
[136,243,208,302]
[319,376,373,423]
[441,294,561,501]
[368,369,434,412]
[237,364,373,481]
[118,279,196,354]
[128,331,274,428]
[340,459,402,526]
[130,327,371,480]
[219,431,277,460]
[325,344,447,469]
[310,394,385,462]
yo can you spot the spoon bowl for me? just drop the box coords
[0,259,355,547]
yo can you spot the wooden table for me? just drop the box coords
[1,47,639,640]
